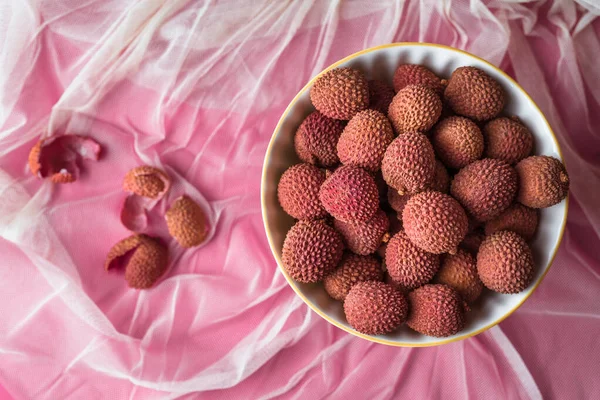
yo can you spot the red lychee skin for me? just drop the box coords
[324,253,383,301]
[407,284,466,337]
[277,163,327,220]
[393,64,444,94]
[344,281,408,335]
[310,67,369,120]
[368,80,396,115]
[105,234,169,289]
[319,165,379,223]
[333,209,390,255]
[294,111,344,167]
[435,249,483,303]
[123,166,171,199]
[402,191,468,255]
[484,203,539,241]
[385,231,440,291]
[165,195,208,248]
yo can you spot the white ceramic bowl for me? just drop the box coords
[261,43,568,347]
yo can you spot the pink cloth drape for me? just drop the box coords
[0,1,599,399]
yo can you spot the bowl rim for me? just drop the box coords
[261,42,569,347]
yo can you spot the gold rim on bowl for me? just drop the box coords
[261,42,569,347]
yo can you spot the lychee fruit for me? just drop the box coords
[281,220,344,283]
[319,165,379,223]
[403,191,469,254]
[460,229,486,255]
[450,158,517,222]
[123,166,171,199]
[392,64,444,94]
[324,253,384,301]
[28,135,101,183]
[387,188,410,215]
[407,284,466,337]
[429,160,450,193]
[334,209,390,255]
[385,231,440,291]
[277,163,327,220]
[515,156,569,208]
[344,281,408,335]
[388,84,442,134]
[368,80,395,115]
[435,249,483,303]
[431,116,484,169]
[381,131,436,195]
[337,109,394,172]
[444,66,505,121]
[105,234,169,289]
[310,67,369,120]
[483,117,533,164]
[477,230,534,294]
[165,195,209,248]
[294,111,344,167]
[484,203,539,241]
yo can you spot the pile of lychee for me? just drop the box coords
[277,63,569,338]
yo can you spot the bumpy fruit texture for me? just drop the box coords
[485,203,539,241]
[165,195,208,248]
[294,111,344,167]
[324,253,384,301]
[105,234,169,289]
[436,249,483,303]
[432,116,484,169]
[344,281,408,335]
[310,67,369,120]
[334,209,390,255]
[460,230,485,255]
[319,165,379,223]
[392,64,444,94]
[484,117,533,164]
[451,158,518,222]
[477,230,534,294]
[430,160,450,193]
[28,135,101,183]
[388,84,442,133]
[444,66,505,121]
[368,80,395,115]
[515,156,569,208]
[387,188,410,216]
[403,191,468,254]
[385,231,440,291]
[281,220,344,283]
[277,163,327,220]
[337,109,394,172]
[407,284,466,337]
[123,166,171,199]
[381,132,436,195]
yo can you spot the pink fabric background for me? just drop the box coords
[0,1,599,399]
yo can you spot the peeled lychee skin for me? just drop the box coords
[483,117,533,164]
[381,132,436,195]
[123,166,171,199]
[294,111,344,167]
[337,109,394,172]
[403,191,468,254]
[310,67,369,120]
[484,203,539,241]
[407,284,466,337]
[319,165,379,223]
[281,220,344,283]
[165,195,208,248]
[450,158,518,222]
[368,80,395,115]
[444,66,505,121]
[515,156,569,208]
[432,116,484,169]
[388,84,442,134]
[324,253,383,301]
[436,249,483,303]
[277,163,327,220]
[392,64,444,94]
[344,281,408,335]
[477,230,534,294]
[385,231,440,291]
[334,209,389,255]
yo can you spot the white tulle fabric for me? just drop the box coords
[0,1,599,399]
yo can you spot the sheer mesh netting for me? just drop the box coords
[0,1,599,399]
